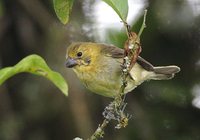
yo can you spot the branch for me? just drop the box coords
[85,10,148,140]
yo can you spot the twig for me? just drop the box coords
[138,9,147,38]
[87,119,109,140]
[86,10,148,140]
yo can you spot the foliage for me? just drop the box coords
[53,0,74,24]
[0,55,68,96]
[103,0,128,22]
[53,0,128,24]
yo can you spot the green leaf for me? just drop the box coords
[0,54,68,96]
[53,0,74,24]
[103,0,128,22]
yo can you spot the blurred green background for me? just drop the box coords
[0,0,200,140]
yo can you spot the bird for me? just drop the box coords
[65,42,180,98]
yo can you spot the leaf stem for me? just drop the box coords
[137,9,147,40]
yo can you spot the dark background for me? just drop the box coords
[0,0,200,140]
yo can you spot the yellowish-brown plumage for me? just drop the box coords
[66,42,180,98]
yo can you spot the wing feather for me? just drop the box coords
[100,43,154,71]
[100,44,124,58]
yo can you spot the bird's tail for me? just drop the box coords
[151,65,180,80]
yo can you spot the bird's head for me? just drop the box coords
[66,42,102,71]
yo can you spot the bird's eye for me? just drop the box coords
[77,52,82,57]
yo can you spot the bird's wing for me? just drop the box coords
[137,56,154,71]
[100,44,154,71]
[100,44,124,58]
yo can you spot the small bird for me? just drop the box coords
[66,42,180,98]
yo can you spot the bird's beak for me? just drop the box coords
[66,57,78,68]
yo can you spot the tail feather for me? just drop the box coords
[151,65,180,80]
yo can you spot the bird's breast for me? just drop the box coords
[73,58,123,97]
